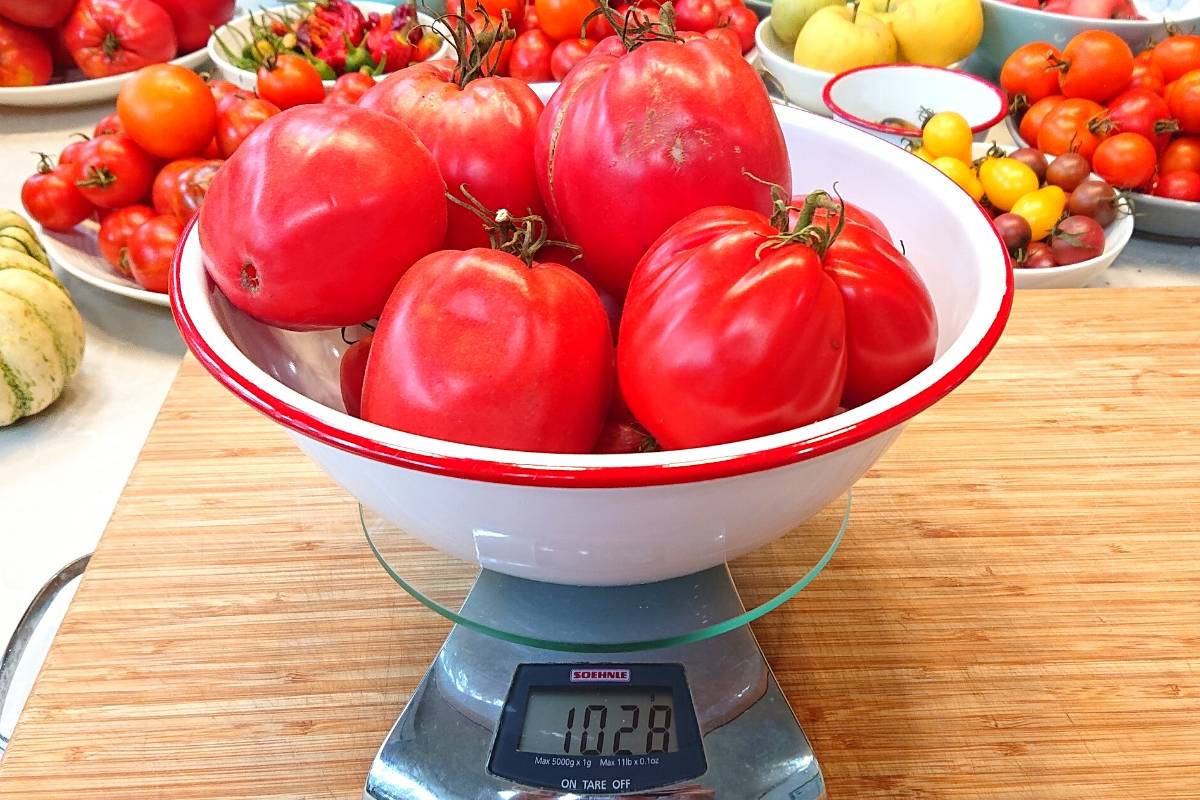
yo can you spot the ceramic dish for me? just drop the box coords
[40,223,170,307]
[1005,114,1200,242]
[172,85,1012,587]
[0,49,209,108]
[208,1,452,91]
[823,64,1006,146]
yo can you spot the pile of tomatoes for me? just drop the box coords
[212,0,442,80]
[910,111,1123,269]
[1002,30,1200,201]
[195,9,937,456]
[446,0,756,84]
[0,0,232,87]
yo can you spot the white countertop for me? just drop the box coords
[1,51,1198,745]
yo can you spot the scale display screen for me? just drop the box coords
[489,664,706,794]
[517,686,679,755]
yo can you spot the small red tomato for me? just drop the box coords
[550,37,596,81]
[1151,34,1200,83]
[1101,87,1177,151]
[93,111,124,137]
[208,78,251,107]
[256,54,326,109]
[673,0,717,31]
[126,214,184,292]
[1022,241,1057,268]
[322,71,375,105]
[1058,30,1134,103]
[1167,70,1200,133]
[594,416,658,453]
[720,5,757,54]
[73,133,158,209]
[339,331,373,418]
[166,159,222,222]
[703,26,741,53]
[510,28,556,82]
[97,204,155,274]
[0,18,53,86]
[216,97,281,158]
[1018,94,1065,145]
[1160,136,1200,174]
[21,157,95,232]
[517,2,539,32]
[1153,170,1200,201]
[584,8,616,40]
[58,135,92,167]
[1092,132,1158,189]
[151,158,205,216]
[1127,60,1165,95]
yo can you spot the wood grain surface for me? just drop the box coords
[1,287,1198,799]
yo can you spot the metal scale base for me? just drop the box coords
[363,564,826,800]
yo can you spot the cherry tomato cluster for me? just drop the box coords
[1003,30,1200,202]
[197,8,937,457]
[910,110,1124,269]
[211,0,441,80]
[996,0,1142,20]
[447,0,754,85]
[0,0,233,87]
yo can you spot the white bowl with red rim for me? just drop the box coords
[823,63,1007,147]
[171,97,1013,587]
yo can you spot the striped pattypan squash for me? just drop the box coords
[0,210,85,425]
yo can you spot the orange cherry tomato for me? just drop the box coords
[1037,97,1104,160]
[1058,30,1134,103]
[534,0,594,41]
[1001,42,1062,105]
[1019,94,1065,145]
[1160,135,1200,175]
[117,64,218,159]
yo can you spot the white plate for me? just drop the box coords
[0,48,209,109]
[40,222,170,307]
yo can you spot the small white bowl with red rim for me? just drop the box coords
[823,63,1007,147]
[171,96,1012,588]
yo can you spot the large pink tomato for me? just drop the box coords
[198,105,447,329]
[536,34,791,296]
[618,206,846,450]
[360,59,545,251]
[821,221,938,409]
[363,247,614,453]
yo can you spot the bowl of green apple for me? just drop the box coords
[756,0,985,116]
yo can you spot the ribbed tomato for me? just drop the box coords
[361,59,545,250]
[536,30,790,296]
[61,0,177,79]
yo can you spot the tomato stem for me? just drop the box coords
[446,184,580,266]
[34,153,55,175]
[101,31,121,59]
[440,6,515,87]
[584,0,681,52]
[75,166,116,189]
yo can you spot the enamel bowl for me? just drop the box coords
[824,64,1006,146]
[207,1,451,90]
[171,98,1012,587]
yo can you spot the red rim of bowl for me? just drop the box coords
[822,64,1007,137]
[171,213,1014,490]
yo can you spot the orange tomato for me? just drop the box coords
[117,64,217,159]
[1018,94,1065,145]
[534,0,594,41]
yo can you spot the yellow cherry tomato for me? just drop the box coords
[931,156,984,201]
[911,146,936,163]
[978,157,1040,211]
[1010,185,1067,242]
[921,111,973,163]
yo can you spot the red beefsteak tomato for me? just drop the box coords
[618,205,847,449]
[362,244,614,453]
[536,31,790,296]
[0,19,52,86]
[61,0,178,79]
[198,104,447,329]
[151,0,236,52]
[361,59,545,250]
[821,220,937,408]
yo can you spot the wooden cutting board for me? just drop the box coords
[2,287,1198,800]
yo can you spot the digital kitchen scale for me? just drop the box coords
[359,495,849,799]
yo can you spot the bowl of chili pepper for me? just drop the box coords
[208,0,451,90]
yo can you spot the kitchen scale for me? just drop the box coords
[359,493,850,800]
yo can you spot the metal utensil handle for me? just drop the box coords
[0,553,91,753]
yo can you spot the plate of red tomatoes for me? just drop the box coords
[0,0,233,107]
[1000,28,1200,240]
